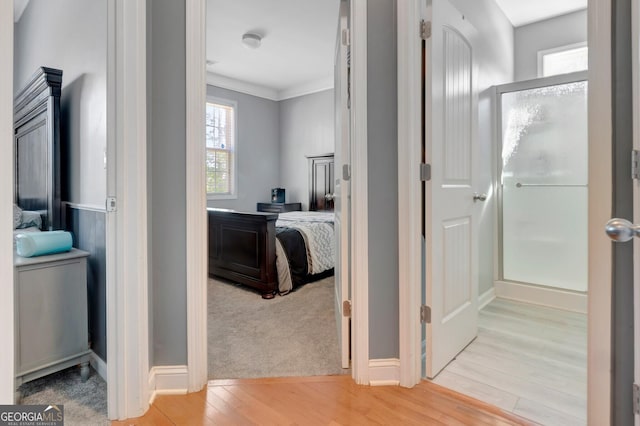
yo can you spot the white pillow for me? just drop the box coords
[13,204,22,229]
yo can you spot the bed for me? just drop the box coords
[208,154,335,298]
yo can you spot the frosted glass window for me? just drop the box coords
[539,45,588,77]
[501,81,588,292]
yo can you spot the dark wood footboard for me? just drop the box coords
[207,208,278,298]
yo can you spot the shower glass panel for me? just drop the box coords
[500,79,588,292]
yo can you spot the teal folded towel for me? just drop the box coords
[15,231,73,257]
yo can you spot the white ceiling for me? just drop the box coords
[210,0,588,97]
[206,0,340,99]
[494,0,587,27]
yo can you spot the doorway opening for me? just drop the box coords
[204,0,352,381]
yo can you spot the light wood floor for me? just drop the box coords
[112,375,535,425]
[433,298,587,426]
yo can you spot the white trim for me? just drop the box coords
[350,0,369,386]
[106,0,150,420]
[494,281,587,314]
[207,72,279,101]
[478,287,496,310]
[148,366,189,403]
[89,351,108,382]
[205,95,238,200]
[186,0,209,394]
[397,0,422,389]
[368,359,401,386]
[206,72,333,102]
[0,0,15,405]
[64,202,107,213]
[587,0,612,423]
[277,76,334,101]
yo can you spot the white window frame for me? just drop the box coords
[537,41,588,78]
[205,96,238,200]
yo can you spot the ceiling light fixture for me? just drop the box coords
[242,33,262,50]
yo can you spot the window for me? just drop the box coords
[538,43,588,77]
[205,98,237,198]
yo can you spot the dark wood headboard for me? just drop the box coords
[14,67,63,231]
[307,153,335,211]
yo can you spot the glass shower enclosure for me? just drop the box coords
[496,71,588,292]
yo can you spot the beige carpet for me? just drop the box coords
[208,276,346,379]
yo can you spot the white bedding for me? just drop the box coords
[274,211,335,294]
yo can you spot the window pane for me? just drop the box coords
[205,101,235,195]
[542,46,588,77]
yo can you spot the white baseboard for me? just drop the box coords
[478,288,496,310]
[148,366,189,404]
[368,359,400,386]
[89,351,107,382]
[494,280,587,313]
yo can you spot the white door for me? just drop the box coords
[423,0,480,378]
[334,0,351,369]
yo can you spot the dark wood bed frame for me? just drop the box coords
[208,153,335,298]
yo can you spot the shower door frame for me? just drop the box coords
[494,70,589,308]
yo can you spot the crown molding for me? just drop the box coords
[277,76,334,101]
[206,72,333,102]
[206,73,279,101]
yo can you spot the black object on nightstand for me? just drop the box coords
[256,202,302,213]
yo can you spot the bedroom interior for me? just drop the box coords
[11,0,109,424]
[205,0,347,380]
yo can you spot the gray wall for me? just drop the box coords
[279,90,335,210]
[514,10,587,81]
[148,0,188,366]
[206,86,281,212]
[367,0,399,359]
[14,0,107,208]
[450,0,514,296]
[66,206,107,362]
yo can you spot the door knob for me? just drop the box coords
[605,218,640,242]
[473,193,487,202]
[325,193,335,201]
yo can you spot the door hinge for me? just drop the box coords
[420,163,432,181]
[632,150,640,180]
[420,20,432,40]
[342,28,351,47]
[634,383,640,414]
[343,300,352,317]
[420,305,431,324]
[343,164,351,181]
[106,197,117,212]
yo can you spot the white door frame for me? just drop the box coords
[184,0,371,385]
[397,1,615,424]
[397,0,423,388]
[106,0,150,419]
[0,0,16,405]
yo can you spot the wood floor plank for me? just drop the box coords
[113,376,533,426]
[514,397,585,426]
[436,298,587,425]
[432,370,519,411]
